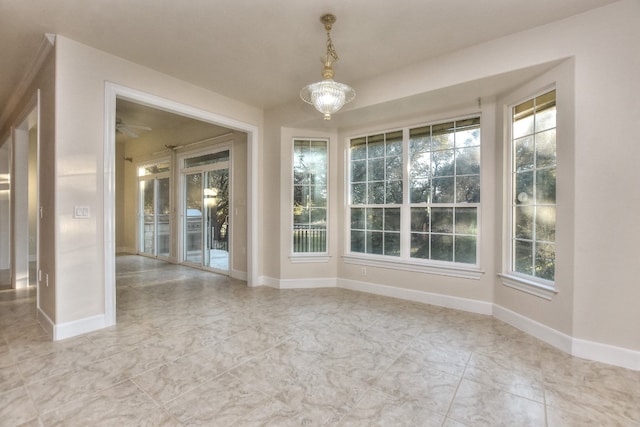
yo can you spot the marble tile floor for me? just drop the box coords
[1,255,639,426]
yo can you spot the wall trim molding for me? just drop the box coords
[260,276,337,289]
[493,304,640,371]
[338,278,493,315]
[104,82,261,331]
[492,304,573,354]
[53,314,106,341]
[259,276,280,288]
[571,338,640,371]
[279,278,337,289]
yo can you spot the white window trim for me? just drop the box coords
[501,85,557,297]
[290,137,330,258]
[343,254,484,280]
[498,273,557,300]
[345,115,482,270]
[289,254,331,263]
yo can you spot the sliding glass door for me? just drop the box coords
[182,149,230,273]
[138,162,170,258]
[203,168,229,270]
[184,172,203,264]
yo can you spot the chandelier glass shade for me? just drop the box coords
[300,79,355,121]
[300,14,355,120]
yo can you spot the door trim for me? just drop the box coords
[104,82,259,327]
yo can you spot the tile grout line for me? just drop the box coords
[543,387,549,427]
[441,350,473,426]
[127,376,184,425]
[335,326,423,425]
[12,353,41,425]
[152,333,295,413]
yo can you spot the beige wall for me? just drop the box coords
[278,127,339,282]
[566,1,640,350]
[494,60,576,336]
[263,0,640,354]
[54,35,262,324]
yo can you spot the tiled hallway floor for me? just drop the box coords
[1,255,639,426]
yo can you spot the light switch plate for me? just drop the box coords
[74,206,90,219]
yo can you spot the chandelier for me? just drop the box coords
[300,14,355,120]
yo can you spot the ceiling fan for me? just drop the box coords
[115,117,152,138]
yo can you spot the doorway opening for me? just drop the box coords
[0,107,39,291]
[0,106,39,289]
[106,83,259,327]
[0,137,10,289]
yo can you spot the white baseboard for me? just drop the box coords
[279,277,337,289]
[493,304,640,370]
[260,276,337,289]
[492,304,573,354]
[259,275,279,288]
[338,278,493,315]
[53,314,107,341]
[572,338,640,371]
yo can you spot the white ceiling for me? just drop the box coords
[0,0,617,120]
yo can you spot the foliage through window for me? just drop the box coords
[349,118,481,265]
[510,90,556,281]
[293,139,328,253]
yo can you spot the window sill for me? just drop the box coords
[498,273,557,300]
[289,254,331,263]
[342,254,484,280]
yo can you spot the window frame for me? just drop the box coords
[344,115,484,280]
[500,87,558,299]
[290,137,330,261]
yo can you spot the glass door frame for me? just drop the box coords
[136,159,172,260]
[178,145,232,275]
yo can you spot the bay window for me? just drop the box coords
[509,90,556,283]
[348,117,481,270]
[293,139,328,253]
